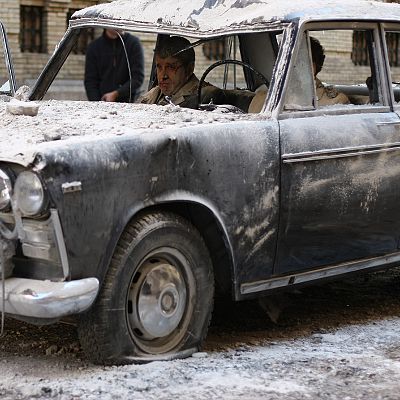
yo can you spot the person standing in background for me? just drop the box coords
[84,29,144,102]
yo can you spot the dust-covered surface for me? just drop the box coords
[72,0,400,35]
[0,100,257,160]
[1,269,400,399]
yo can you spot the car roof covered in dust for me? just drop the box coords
[71,0,400,37]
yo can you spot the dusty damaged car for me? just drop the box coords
[2,0,400,364]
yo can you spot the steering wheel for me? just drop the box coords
[197,59,270,109]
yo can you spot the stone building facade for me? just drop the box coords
[313,30,373,85]
[314,27,400,85]
[0,0,97,97]
[301,0,400,85]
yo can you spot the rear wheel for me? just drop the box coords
[78,211,214,364]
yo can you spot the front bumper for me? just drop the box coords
[0,277,99,319]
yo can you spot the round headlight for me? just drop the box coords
[14,171,46,216]
[0,169,12,211]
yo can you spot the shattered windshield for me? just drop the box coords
[41,27,282,115]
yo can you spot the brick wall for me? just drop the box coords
[0,0,98,98]
[312,30,400,85]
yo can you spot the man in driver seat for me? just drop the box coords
[139,36,219,108]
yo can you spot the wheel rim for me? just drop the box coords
[126,247,195,354]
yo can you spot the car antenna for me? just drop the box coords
[171,38,213,58]
[116,31,133,103]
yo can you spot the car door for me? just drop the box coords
[384,24,400,142]
[275,23,400,275]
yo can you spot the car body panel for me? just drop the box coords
[278,111,400,274]
[32,117,280,290]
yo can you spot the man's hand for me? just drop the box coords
[101,90,119,102]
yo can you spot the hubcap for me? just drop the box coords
[128,257,188,340]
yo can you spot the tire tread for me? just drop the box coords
[78,211,214,365]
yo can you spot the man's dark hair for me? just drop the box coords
[310,36,325,75]
[156,36,195,66]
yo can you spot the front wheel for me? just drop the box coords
[78,212,214,364]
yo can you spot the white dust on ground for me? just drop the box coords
[1,317,400,399]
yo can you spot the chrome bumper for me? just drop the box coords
[0,277,99,319]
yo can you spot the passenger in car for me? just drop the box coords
[249,37,350,113]
[138,36,222,108]
[310,37,350,106]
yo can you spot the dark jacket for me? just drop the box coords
[84,32,144,102]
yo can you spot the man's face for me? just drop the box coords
[156,55,192,96]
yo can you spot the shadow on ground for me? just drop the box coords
[1,268,400,360]
[206,267,400,351]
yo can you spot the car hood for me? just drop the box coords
[0,100,262,166]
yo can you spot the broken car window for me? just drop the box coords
[45,28,282,114]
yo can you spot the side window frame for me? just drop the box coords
[381,22,400,110]
[265,22,298,117]
[282,31,316,112]
[279,21,390,120]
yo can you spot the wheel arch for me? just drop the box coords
[102,200,236,299]
[140,202,234,297]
